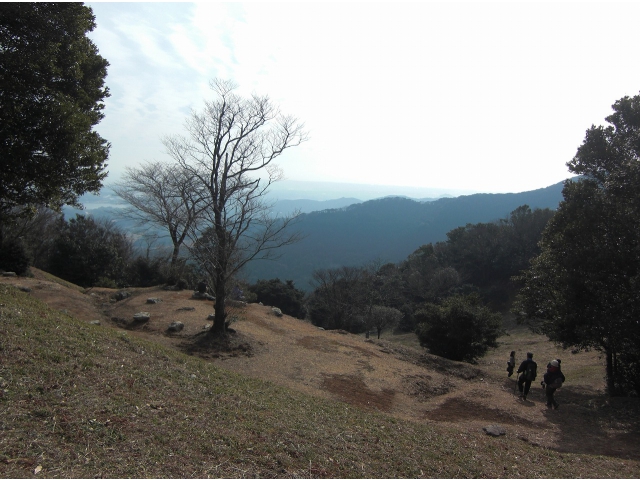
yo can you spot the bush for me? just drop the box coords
[415,294,503,363]
[48,215,133,288]
[126,256,169,287]
[249,278,307,319]
[0,238,30,275]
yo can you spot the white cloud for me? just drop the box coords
[87,2,640,193]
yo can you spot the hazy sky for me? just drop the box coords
[86,2,640,195]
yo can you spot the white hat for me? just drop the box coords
[550,360,559,367]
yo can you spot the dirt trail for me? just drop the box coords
[2,272,639,461]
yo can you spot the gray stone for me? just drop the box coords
[114,290,131,301]
[176,307,196,311]
[228,299,247,308]
[167,321,184,333]
[90,320,101,325]
[207,314,216,320]
[1,272,17,277]
[18,286,31,293]
[192,291,215,301]
[272,307,283,317]
[483,425,506,437]
[133,312,150,323]
[146,297,162,304]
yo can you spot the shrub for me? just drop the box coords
[249,278,307,319]
[415,294,503,363]
[0,238,30,275]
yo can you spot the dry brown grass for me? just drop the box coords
[1,269,639,478]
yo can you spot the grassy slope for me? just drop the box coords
[0,283,638,478]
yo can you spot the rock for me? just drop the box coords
[228,299,247,308]
[18,286,31,293]
[483,425,506,437]
[146,297,162,304]
[167,321,184,333]
[207,314,216,320]
[176,306,196,311]
[272,307,283,317]
[133,312,150,323]
[192,291,215,301]
[114,290,131,301]
[89,320,101,325]
[1,272,17,277]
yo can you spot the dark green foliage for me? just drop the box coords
[5,207,62,269]
[0,237,30,275]
[441,205,555,303]
[0,3,110,217]
[249,279,306,318]
[125,256,169,288]
[415,294,503,363]
[48,215,132,288]
[514,93,640,396]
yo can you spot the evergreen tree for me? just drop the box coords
[0,3,110,217]
[514,93,640,395]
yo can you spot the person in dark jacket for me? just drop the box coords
[516,352,537,400]
[542,359,565,409]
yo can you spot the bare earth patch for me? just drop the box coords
[3,270,639,464]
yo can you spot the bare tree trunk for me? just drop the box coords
[210,200,227,335]
[170,243,180,276]
[606,348,616,395]
[213,279,226,334]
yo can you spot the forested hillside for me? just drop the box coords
[245,180,566,289]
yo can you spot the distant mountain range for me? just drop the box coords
[244,181,567,289]
[64,180,569,291]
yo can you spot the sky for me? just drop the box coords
[86,2,640,197]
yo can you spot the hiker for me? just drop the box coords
[547,358,561,369]
[541,359,565,409]
[507,350,516,377]
[516,352,537,400]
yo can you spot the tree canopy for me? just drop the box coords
[415,294,503,363]
[0,3,110,217]
[514,93,640,396]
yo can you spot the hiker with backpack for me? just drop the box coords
[516,352,537,400]
[507,350,516,377]
[541,359,565,409]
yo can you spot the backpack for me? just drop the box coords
[524,362,537,381]
[551,376,563,389]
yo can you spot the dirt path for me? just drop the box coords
[3,273,639,462]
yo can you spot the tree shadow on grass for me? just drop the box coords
[177,329,255,360]
[541,385,640,461]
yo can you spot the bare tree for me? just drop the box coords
[163,79,307,335]
[113,161,210,276]
[368,305,403,339]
